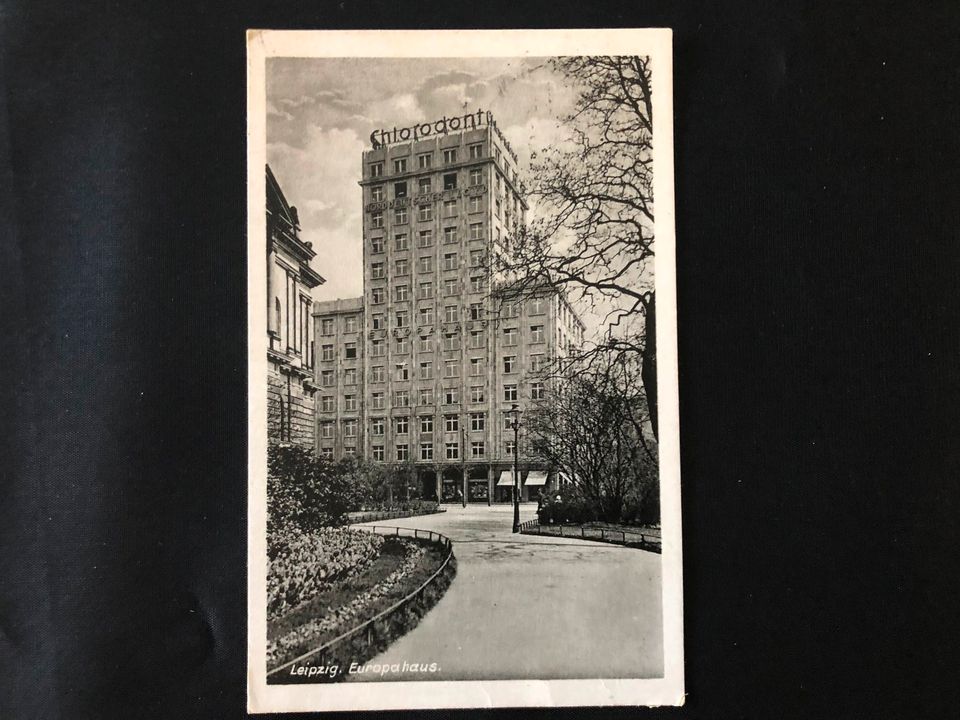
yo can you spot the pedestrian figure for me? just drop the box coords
[536,489,545,512]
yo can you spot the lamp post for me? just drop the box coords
[509,403,522,533]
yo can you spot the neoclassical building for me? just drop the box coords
[313,112,584,502]
[266,164,325,448]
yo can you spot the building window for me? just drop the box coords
[420,361,433,380]
[321,318,334,336]
[504,355,517,373]
[419,257,434,275]
[503,327,517,345]
[471,441,485,458]
[531,382,545,400]
[470,357,484,376]
[531,324,545,343]
[344,315,358,333]
[444,305,459,323]
[443,149,458,164]
[371,262,385,279]
[396,310,408,328]
[394,181,408,199]
[443,387,459,404]
[470,249,484,267]
[419,335,432,353]
[443,200,457,217]
[445,414,459,432]
[469,168,482,186]
[321,344,334,361]
[395,258,409,276]
[470,412,485,431]
[395,390,409,407]
[505,439,516,456]
[372,314,385,331]
[443,332,459,351]
[443,252,458,271]
[372,211,384,228]
[393,158,407,174]
[321,396,334,412]
[470,223,484,241]
[418,153,432,170]
[469,330,484,348]
[371,418,385,436]
[530,297,545,314]
[419,282,433,300]
[470,277,486,294]
[443,172,457,190]
[470,385,485,403]
[344,419,357,436]
[372,392,385,409]
[495,199,501,218]
[420,443,433,461]
[371,339,385,356]
[418,230,433,249]
[396,337,409,354]
[418,204,433,222]
[371,185,384,201]
[395,416,409,434]
[321,370,334,386]
[345,342,357,359]
[319,447,333,459]
[345,395,358,411]
[370,162,383,177]
[371,287,384,305]
[396,363,409,381]
[395,285,409,302]
[444,359,459,378]
[420,415,433,433]
[468,195,481,213]
[344,368,357,385]
[443,226,457,244]
[371,236,385,253]
[419,387,434,405]
[396,444,409,461]
[320,421,334,438]
[530,354,546,373]
[469,143,483,159]
[446,443,459,460]
[371,366,385,383]
[504,384,518,401]
[373,445,385,461]
[395,233,408,251]
[395,207,408,225]
[444,278,459,296]
[419,307,434,325]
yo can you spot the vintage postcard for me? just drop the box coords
[247,28,683,712]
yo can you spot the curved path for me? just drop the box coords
[350,504,662,681]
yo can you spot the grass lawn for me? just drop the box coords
[268,536,453,674]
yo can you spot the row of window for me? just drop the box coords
[322,440,517,462]
[371,166,485,201]
[370,205,487,233]
[369,144,484,178]
[319,315,360,335]
[320,348,546,376]
[372,249,485,278]
[318,381,544,408]
[369,276,488,302]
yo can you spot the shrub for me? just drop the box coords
[537,491,596,525]
[268,527,384,618]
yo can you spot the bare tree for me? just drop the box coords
[495,56,658,437]
[525,353,658,522]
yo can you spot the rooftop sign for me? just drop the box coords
[370,109,490,149]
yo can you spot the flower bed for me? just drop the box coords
[268,528,384,619]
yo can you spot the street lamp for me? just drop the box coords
[509,403,522,533]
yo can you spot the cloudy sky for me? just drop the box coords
[265,57,579,303]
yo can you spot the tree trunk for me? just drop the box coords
[641,292,658,441]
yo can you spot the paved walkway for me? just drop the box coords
[349,503,662,681]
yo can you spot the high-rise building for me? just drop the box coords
[266,164,325,448]
[314,111,584,502]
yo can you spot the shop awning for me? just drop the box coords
[524,470,548,486]
[497,470,516,486]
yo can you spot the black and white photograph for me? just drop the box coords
[247,29,681,712]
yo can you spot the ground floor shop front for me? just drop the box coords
[414,463,553,504]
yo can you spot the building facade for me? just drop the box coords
[314,112,584,501]
[266,164,325,448]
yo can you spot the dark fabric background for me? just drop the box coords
[1,2,959,718]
